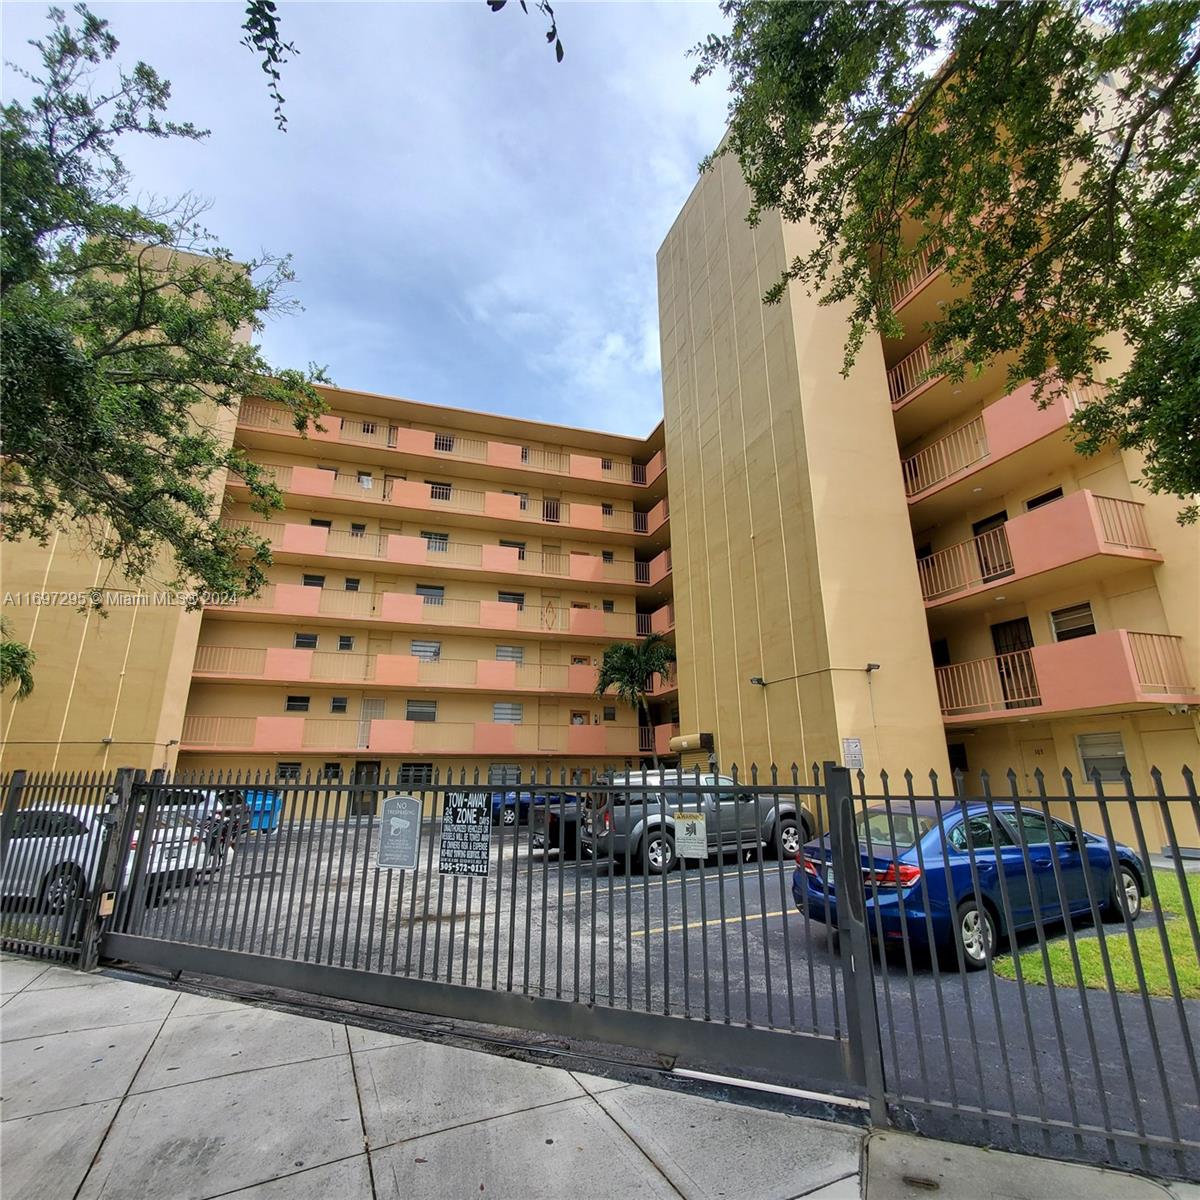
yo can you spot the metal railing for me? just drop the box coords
[902,417,989,496]
[1095,495,1154,549]
[432,431,488,461]
[887,339,942,405]
[6,760,1199,1178]
[193,645,268,675]
[1128,633,1192,694]
[179,715,257,746]
[936,648,1040,715]
[917,526,1014,601]
[888,243,941,309]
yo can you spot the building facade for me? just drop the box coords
[0,388,677,789]
[657,147,1200,811]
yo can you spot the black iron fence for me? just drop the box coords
[1,760,1197,1180]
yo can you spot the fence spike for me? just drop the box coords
[1149,765,1165,797]
[1182,764,1196,797]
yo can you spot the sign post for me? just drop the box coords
[377,794,422,871]
[439,791,491,877]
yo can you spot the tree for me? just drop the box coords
[0,620,37,701]
[595,634,678,769]
[693,1,1200,522]
[1,5,329,614]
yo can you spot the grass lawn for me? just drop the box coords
[994,869,1200,999]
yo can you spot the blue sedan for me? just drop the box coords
[792,801,1147,969]
[490,790,580,827]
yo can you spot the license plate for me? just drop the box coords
[825,866,835,886]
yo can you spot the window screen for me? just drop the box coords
[1077,732,1127,782]
[495,645,524,663]
[406,699,438,722]
[1051,602,1096,642]
[603,706,617,721]
[492,702,523,724]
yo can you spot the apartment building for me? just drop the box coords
[657,147,1200,817]
[1,389,676,787]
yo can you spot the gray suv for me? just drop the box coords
[581,770,814,875]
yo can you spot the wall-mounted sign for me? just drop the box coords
[841,737,865,771]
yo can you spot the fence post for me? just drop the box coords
[0,770,28,855]
[78,767,137,972]
[824,761,888,1125]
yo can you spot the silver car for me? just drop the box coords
[581,770,815,874]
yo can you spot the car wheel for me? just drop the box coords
[1103,865,1143,922]
[39,865,84,915]
[774,818,801,860]
[501,806,517,827]
[955,899,996,971]
[642,830,676,875]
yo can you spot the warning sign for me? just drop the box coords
[377,794,422,870]
[439,791,492,877]
[672,810,707,858]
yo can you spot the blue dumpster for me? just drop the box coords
[247,789,281,832]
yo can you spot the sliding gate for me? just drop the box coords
[93,763,878,1103]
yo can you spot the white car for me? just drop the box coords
[1,805,205,914]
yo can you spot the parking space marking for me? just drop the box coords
[631,909,789,939]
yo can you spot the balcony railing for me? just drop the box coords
[179,715,258,747]
[888,243,942,310]
[193,645,267,675]
[1128,633,1191,694]
[936,649,1040,716]
[1094,496,1154,550]
[887,339,943,406]
[902,417,988,496]
[918,527,1014,601]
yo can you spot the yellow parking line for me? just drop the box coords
[631,909,789,939]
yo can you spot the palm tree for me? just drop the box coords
[595,633,676,769]
[0,619,36,700]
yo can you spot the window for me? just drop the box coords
[285,695,310,712]
[603,706,617,722]
[948,815,1014,852]
[520,446,530,463]
[350,522,366,538]
[602,502,614,516]
[293,632,319,649]
[310,518,333,529]
[602,599,615,613]
[338,635,355,652]
[495,645,524,663]
[406,699,438,722]
[416,584,445,605]
[488,764,521,786]
[322,762,343,782]
[572,601,590,610]
[1026,487,1064,512]
[276,762,302,782]
[302,574,325,588]
[947,743,969,775]
[422,531,449,552]
[361,420,377,435]
[571,710,588,725]
[602,550,614,564]
[493,702,523,724]
[345,578,360,592]
[571,655,590,666]
[1005,810,1055,846]
[330,697,349,714]
[500,539,526,560]
[1050,602,1097,642]
[399,762,435,786]
[1077,732,1127,782]
[428,481,453,501]
[601,458,613,470]
[411,639,441,660]
[497,591,525,608]
[503,489,529,511]
[433,432,455,452]
[356,471,373,489]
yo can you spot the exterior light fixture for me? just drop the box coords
[749,676,765,686]
[865,663,881,673]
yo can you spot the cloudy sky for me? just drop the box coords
[3,1,733,436]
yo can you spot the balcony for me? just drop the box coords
[225,466,670,545]
[220,519,669,592]
[637,602,676,637]
[192,645,604,696]
[886,338,1015,442]
[207,584,643,641]
[638,723,681,756]
[901,382,1093,523]
[647,665,679,697]
[935,631,1198,725]
[179,714,639,757]
[235,401,666,495]
[917,492,1162,611]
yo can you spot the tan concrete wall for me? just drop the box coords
[658,150,950,777]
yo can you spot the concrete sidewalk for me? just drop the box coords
[0,954,1193,1200]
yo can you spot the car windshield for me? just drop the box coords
[857,808,935,850]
